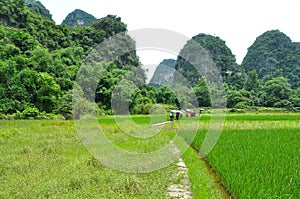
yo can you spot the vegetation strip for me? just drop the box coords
[175,136,223,199]
[192,146,232,199]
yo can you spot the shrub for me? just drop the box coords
[0,113,8,120]
[274,100,293,110]
[22,107,40,118]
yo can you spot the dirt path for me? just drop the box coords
[152,122,193,198]
[166,157,193,199]
[152,121,230,199]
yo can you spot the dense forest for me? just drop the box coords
[0,0,299,119]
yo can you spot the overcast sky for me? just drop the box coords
[39,0,300,80]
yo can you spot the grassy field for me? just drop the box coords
[0,116,221,198]
[0,120,178,198]
[0,113,299,198]
[184,113,300,199]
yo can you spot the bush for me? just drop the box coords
[149,104,166,115]
[130,103,152,115]
[161,104,179,111]
[293,107,300,113]
[12,107,40,119]
[274,100,293,109]
[9,108,65,120]
[228,109,246,113]
[0,113,8,120]
[22,107,40,118]
[234,102,252,110]
[73,99,100,119]
[36,112,65,120]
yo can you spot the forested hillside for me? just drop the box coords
[0,0,181,119]
[0,0,299,120]
[242,30,300,88]
[174,31,300,110]
[235,30,300,109]
[0,1,135,118]
[174,33,244,108]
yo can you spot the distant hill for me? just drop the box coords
[62,9,96,27]
[149,59,176,86]
[25,0,52,20]
[175,33,242,87]
[242,30,300,88]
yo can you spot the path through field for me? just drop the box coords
[152,121,193,198]
[152,120,225,199]
[167,157,193,199]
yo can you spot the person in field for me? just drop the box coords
[175,111,180,120]
[170,110,175,121]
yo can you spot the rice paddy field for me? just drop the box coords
[0,112,299,198]
[185,113,300,199]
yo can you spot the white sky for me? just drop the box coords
[39,0,300,81]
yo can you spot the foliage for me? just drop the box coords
[263,75,292,107]
[192,77,211,107]
[91,15,127,38]
[244,70,260,92]
[0,1,154,117]
[156,86,179,106]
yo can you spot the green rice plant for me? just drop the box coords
[184,113,300,199]
[175,136,223,198]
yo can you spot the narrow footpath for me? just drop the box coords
[152,120,231,199]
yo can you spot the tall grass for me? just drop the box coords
[0,120,178,198]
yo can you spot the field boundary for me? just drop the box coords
[192,146,233,199]
[151,121,171,127]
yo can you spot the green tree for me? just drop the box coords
[264,76,292,107]
[156,86,179,107]
[36,72,61,113]
[244,70,260,92]
[192,77,211,107]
